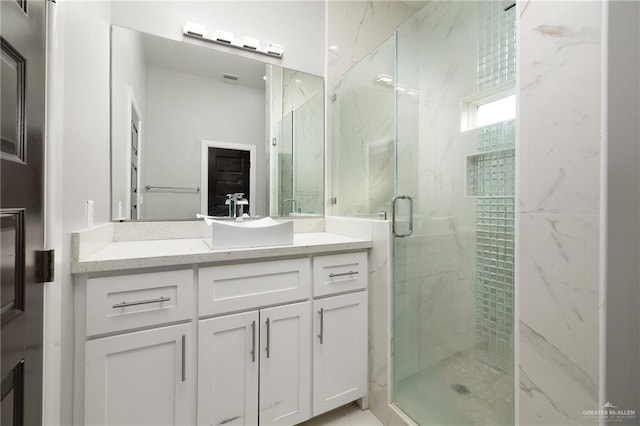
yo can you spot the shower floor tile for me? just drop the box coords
[394,350,513,426]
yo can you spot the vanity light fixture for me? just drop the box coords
[182,23,285,59]
[266,43,284,58]
[184,21,206,37]
[242,36,260,51]
[215,29,234,44]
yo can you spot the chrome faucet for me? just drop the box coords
[282,198,297,216]
[225,194,235,218]
[226,193,249,220]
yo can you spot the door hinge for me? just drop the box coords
[39,249,55,283]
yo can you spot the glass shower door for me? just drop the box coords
[391,2,515,425]
[276,112,293,216]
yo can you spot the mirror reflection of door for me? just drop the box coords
[207,147,250,216]
[130,108,140,219]
[1,0,46,424]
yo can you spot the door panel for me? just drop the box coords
[1,360,24,425]
[259,302,311,426]
[207,147,250,216]
[198,311,259,426]
[0,39,26,161]
[84,324,192,425]
[1,210,25,319]
[312,293,367,416]
[1,0,46,424]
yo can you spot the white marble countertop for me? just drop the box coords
[72,232,372,274]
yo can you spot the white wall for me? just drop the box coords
[110,1,326,76]
[51,1,112,424]
[111,26,147,220]
[607,0,640,418]
[143,66,266,218]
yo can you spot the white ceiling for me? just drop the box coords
[141,31,267,90]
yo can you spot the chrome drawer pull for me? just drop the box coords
[328,271,358,278]
[265,318,271,358]
[181,334,186,382]
[318,308,324,344]
[112,296,171,309]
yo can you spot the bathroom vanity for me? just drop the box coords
[71,221,371,425]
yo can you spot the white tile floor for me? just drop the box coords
[300,404,384,426]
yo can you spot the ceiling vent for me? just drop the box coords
[223,73,239,81]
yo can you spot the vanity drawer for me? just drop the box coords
[198,258,311,316]
[86,269,194,336]
[313,252,368,297]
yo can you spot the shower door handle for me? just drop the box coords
[392,195,413,238]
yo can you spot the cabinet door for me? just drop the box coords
[85,323,192,425]
[259,302,311,425]
[198,311,259,426]
[313,292,368,416]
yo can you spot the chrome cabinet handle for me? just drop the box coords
[265,318,271,358]
[251,320,256,363]
[328,271,358,278]
[392,195,414,238]
[318,308,324,344]
[181,334,186,382]
[112,296,171,309]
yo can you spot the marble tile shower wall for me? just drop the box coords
[518,1,602,424]
[293,93,324,214]
[331,36,396,217]
[474,1,516,373]
[327,3,422,425]
[407,0,480,374]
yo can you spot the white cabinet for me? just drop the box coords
[198,311,259,426]
[198,302,311,426]
[312,292,368,416]
[85,269,193,336]
[199,258,310,316]
[313,252,367,297]
[84,323,193,426]
[78,251,368,425]
[259,302,311,425]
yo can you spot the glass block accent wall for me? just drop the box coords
[475,0,516,373]
[477,0,517,91]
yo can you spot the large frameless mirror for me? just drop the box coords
[110,25,324,221]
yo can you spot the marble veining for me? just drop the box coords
[518,0,601,217]
[517,0,603,424]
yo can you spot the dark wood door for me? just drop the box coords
[1,1,46,425]
[207,148,250,216]
[130,120,139,219]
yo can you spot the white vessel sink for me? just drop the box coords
[207,217,294,249]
